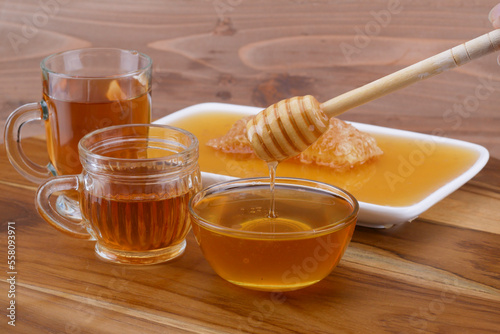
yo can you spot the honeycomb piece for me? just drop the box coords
[206,116,255,154]
[206,116,383,169]
[292,118,383,170]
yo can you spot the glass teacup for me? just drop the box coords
[35,124,201,265]
[5,48,152,218]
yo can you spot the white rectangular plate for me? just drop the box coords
[155,103,489,228]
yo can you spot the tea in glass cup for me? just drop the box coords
[189,178,358,291]
[35,124,201,265]
[5,48,152,217]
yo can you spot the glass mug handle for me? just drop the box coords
[4,101,53,183]
[35,175,92,240]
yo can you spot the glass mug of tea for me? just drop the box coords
[35,124,201,265]
[4,48,152,216]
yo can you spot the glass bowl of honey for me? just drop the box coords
[189,177,359,291]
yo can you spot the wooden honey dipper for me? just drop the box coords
[247,29,500,163]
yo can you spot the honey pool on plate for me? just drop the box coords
[170,112,480,206]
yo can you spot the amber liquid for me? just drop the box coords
[170,112,480,206]
[43,89,151,176]
[81,192,192,252]
[191,185,356,291]
[79,140,196,253]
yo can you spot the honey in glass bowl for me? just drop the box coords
[189,177,358,291]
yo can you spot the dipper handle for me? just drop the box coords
[321,29,500,117]
[247,30,500,163]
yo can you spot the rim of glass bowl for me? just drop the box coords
[189,177,359,239]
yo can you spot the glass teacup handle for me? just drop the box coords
[4,101,53,183]
[35,175,93,240]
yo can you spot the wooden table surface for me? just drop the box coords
[1,1,500,333]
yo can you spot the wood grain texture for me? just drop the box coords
[1,1,500,333]
[1,142,500,333]
[1,0,500,157]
